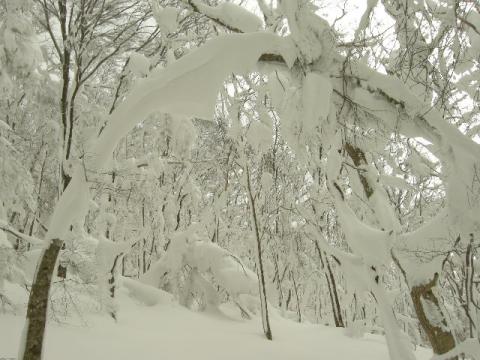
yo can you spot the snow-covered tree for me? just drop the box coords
[1,1,479,360]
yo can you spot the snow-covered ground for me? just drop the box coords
[0,285,432,360]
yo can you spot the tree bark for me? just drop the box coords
[58,0,72,190]
[410,273,457,358]
[21,238,63,360]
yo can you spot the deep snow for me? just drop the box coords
[0,283,432,360]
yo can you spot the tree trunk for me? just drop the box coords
[20,238,63,360]
[108,253,123,321]
[326,256,344,327]
[410,273,457,358]
[290,270,302,323]
[58,0,72,191]
[313,239,344,327]
[246,166,273,340]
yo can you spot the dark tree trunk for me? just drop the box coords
[108,253,123,321]
[392,253,457,358]
[410,273,457,358]
[325,273,339,326]
[326,256,344,327]
[21,238,63,360]
[59,0,72,191]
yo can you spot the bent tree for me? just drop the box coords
[17,1,480,360]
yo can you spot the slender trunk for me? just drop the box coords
[108,253,123,321]
[146,236,156,271]
[246,166,273,340]
[465,235,475,338]
[290,270,302,322]
[326,256,344,327]
[286,289,292,309]
[325,273,340,326]
[273,254,283,308]
[313,239,343,327]
[20,239,63,360]
[142,201,147,274]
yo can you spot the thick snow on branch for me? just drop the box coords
[395,210,450,286]
[0,220,43,246]
[345,58,480,238]
[142,227,257,298]
[325,140,391,265]
[189,0,263,33]
[45,32,291,242]
[281,0,334,64]
[152,5,178,34]
[352,61,480,160]
[302,72,332,129]
[332,190,391,267]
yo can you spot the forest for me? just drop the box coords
[0,0,479,359]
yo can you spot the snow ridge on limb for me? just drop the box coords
[334,56,474,146]
[45,32,293,242]
[280,0,335,65]
[0,221,43,246]
[187,0,263,33]
[338,55,480,238]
